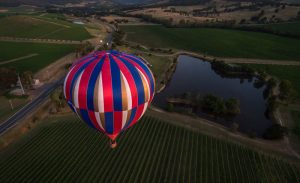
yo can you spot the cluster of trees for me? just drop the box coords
[0,67,17,94]
[201,94,240,116]
[171,92,241,117]
[0,67,34,95]
[279,80,296,103]
[210,61,255,78]
[112,30,125,46]
[75,41,94,57]
[263,124,287,140]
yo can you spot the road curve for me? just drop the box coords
[0,78,64,135]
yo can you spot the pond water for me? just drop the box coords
[153,55,273,137]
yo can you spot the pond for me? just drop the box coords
[153,55,273,137]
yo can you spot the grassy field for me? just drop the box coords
[121,25,300,61]
[246,64,300,98]
[255,22,300,37]
[0,115,299,182]
[0,41,75,73]
[0,15,92,41]
[0,96,27,123]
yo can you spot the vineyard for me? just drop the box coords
[0,115,299,183]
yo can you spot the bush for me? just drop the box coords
[263,124,287,140]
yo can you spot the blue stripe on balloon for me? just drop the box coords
[123,55,155,95]
[119,57,145,105]
[109,55,123,111]
[70,57,97,102]
[80,109,96,129]
[87,56,105,110]
[124,107,137,129]
[105,112,114,134]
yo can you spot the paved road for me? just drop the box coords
[0,78,64,135]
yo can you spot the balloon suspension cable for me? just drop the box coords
[110,139,117,149]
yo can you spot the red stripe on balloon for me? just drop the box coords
[129,104,144,128]
[65,57,92,100]
[120,56,152,92]
[78,58,99,109]
[113,55,138,108]
[88,110,104,133]
[101,56,114,112]
[113,111,122,134]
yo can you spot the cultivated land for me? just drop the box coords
[255,21,300,36]
[0,115,299,183]
[0,41,75,73]
[121,25,300,61]
[0,15,92,41]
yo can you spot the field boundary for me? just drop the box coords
[0,53,38,65]
[0,37,81,44]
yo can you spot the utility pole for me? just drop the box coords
[9,99,14,110]
[18,73,25,95]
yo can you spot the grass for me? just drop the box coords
[255,21,300,37]
[0,41,76,73]
[0,96,27,123]
[121,25,300,61]
[245,64,300,98]
[0,115,299,182]
[0,15,92,41]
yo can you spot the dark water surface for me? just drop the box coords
[153,55,273,137]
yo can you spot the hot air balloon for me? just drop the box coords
[63,50,155,148]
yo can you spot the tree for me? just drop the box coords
[225,98,240,115]
[279,80,295,102]
[21,70,33,89]
[0,67,17,92]
[263,124,287,140]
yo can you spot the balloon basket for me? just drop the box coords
[110,139,117,149]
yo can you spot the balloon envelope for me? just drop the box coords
[64,50,155,140]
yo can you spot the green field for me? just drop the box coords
[246,64,300,98]
[0,115,299,182]
[255,22,300,37]
[121,25,300,61]
[0,15,92,41]
[0,41,75,73]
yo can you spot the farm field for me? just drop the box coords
[121,25,300,61]
[255,21,300,36]
[0,41,75,73]
[0,15,92,41]
[0,115,299,183]
[246,64,300,98]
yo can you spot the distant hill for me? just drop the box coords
[0,0,82,7]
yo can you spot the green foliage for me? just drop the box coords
[0,67,17,92]
[121,25,300,60]
[246,64,300,99]
[0,116,299,182]
[201,94,240,116]
[263,124,287,140]
[279,80,296,102]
